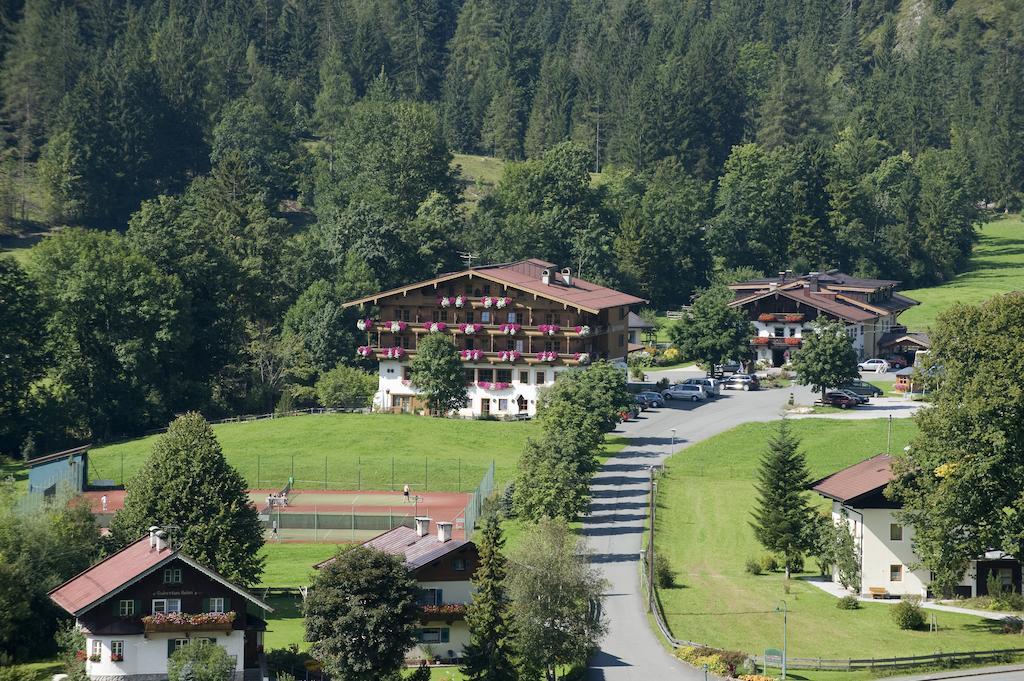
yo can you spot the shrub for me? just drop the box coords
[315,365,377,408]
[168,640,235,681]
[674,646,730,676]
[654,551,676,588]
[759,554,779,573]
[745,557,763,575]
[739,676,777,681]
[891,596,926,630]
[836,595,860,610]
[1000,616,1024,634]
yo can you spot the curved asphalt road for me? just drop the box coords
[584,381,815,680]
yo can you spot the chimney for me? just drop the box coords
[768,282,778,291]
[415,516,431,537]
[541,268,551,285]
[778,271,787,283]
[154,530,169,552]
[437,521,453,543]
[148,525,160,550]
[561,267,572,287]
[806,272,820,292]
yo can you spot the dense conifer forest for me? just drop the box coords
[0,0,1022,450]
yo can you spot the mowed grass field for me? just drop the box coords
[654,418,1017,675]
[89,413,538,492]
[900,213,1024,329]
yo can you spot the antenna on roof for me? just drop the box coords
[458,251,479,269]
[162,524,181,551]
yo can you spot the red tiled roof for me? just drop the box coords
[811,454,894,503]
[49,537,173,615]
[342,259,646,313]
[476,259,646,311]
[315,524,470,571]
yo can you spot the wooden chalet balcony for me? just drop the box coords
[751,336,803,348]
[363,320,608,337]
[366,347,593,365]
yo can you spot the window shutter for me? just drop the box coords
[223,597,231,612]
[135,599,143,616]
[441,628,450,643]
[113,599,121,616]
[167,639,176,657]
[435,589,443,605]
[202,598,210,612]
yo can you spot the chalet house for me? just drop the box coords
[728,271,919,367]
[812,455,1021,599]
[343,259,645,417]
[49,528,272,681]
[315,517,479,664]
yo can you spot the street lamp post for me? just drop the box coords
[776,600,788,680]
[670,428,676,446]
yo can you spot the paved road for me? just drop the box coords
[886,664,1024,681]
[585,381,816,680]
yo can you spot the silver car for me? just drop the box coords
[661,384,707,402]
[682,377,721,397]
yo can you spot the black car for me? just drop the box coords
[633,394,649,411]
[839,388,869,405]
[714,361,743,375]
[723,374,760,391]
[839,379,883,397]
[822,391,859,409]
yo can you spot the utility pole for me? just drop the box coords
[776,600,788,680]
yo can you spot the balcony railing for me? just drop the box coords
[419,603,467,621]
[751,337,803,347]
[372,348,593,365]
[360,320,608,337]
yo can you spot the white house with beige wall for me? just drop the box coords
[813,454,1020,599]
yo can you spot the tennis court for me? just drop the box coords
[253,487,471,544]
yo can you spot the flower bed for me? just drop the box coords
[460,349,483,361]
[388,321,409,333]
[499,323,521,335]
[357,318,375,331]
[423,322,447,333]
[535,351,558,361]
[459,323,482,334]
[142,611,236,632]
[478,381,510,390]
[537,324,561,335]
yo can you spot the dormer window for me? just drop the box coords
[163,568,182,584]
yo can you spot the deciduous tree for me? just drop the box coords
[109,413,265,586]
[409,333,468,415]
[668,285,754,372]
[305,546,419,681]
[791,319,859,401]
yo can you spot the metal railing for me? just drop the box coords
[751,649,1024,671]
[462,460,495,542]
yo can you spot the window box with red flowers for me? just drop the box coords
[784,314,805,323]
[784,337,801,346]
[537,324,561,335]
[478,381,510,390]
[111,653,124,662]
[757,313,775,322]
[752,337,770,345]
[142,611,236,633]
[535,351,558,361]
[419,603,467,622]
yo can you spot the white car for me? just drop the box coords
[661,384,707,402]
[858,358,891,373]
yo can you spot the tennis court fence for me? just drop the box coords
[462,460,495,542]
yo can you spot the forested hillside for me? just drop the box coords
[0,0,1022,453]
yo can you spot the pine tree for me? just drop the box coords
[109,412,265,586]
[461,516,517,681]
[750,419,815,578]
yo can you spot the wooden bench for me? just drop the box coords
[868,587,890,599]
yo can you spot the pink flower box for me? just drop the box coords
[357,319,375,331]
[538,324,561,335]
[423,322,447,333]
[357,345,373,357]
[459,323,482,334]
[387,321,409,333]
[574,352,591,364]
[461,349,483,361]
[500,323,521,335]
[482,296,512,309]
[535,351,558,362]
[382,347,405,359]
[478,381,510,390]
[574,325,591,336]
[499,350,521,362]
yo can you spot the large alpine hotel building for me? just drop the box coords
[343,259,645,418]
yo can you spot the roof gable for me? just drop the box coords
[49,536,272,616]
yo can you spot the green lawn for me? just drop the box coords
[258,543,345,587]
[900,214,1024,330]
[653,418,1019,678]
[3,660,63,680]
[89,413,537,491]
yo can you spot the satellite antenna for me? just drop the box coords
[458,251,479,269]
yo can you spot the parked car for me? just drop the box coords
[822,391,860,409]
[722,374,760,391]
[639,391,665,407]
[714,360,743,375]
[661,384,707,401]
[839,379,883,397]
[885,355,909,369]
[857,358,891,373]
[682,377,721,397]
[633,395,649,411]
[839,388,869,404]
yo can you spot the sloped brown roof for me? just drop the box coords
[315,524,471,571]
[627,311,654,329]
[811,454,894,503]
[49,537,174,615]
[342,259,646,314]
[879,331,931,349]
[731,286,878,323]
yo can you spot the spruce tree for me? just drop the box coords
[750,420,815,578]
[109,412,265,586]
[461,516,517,681]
